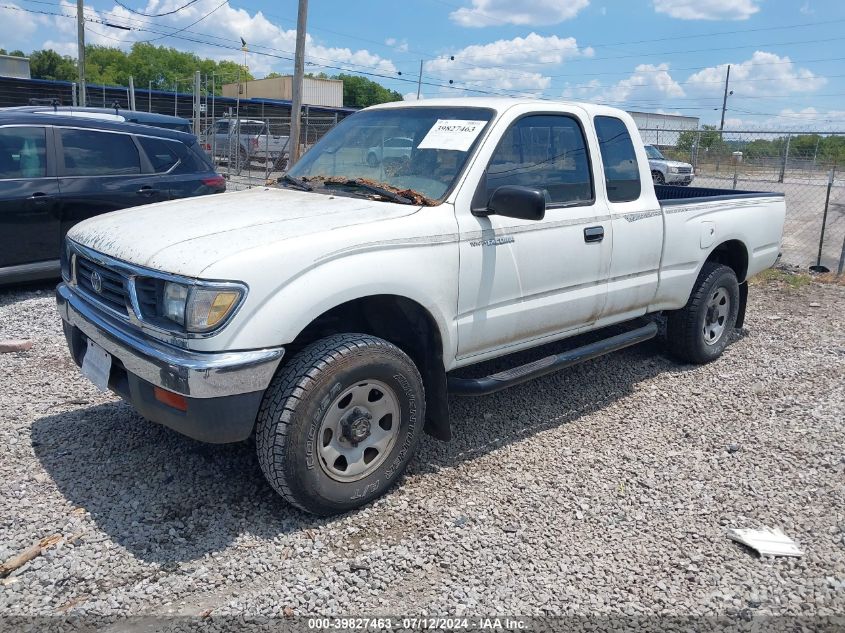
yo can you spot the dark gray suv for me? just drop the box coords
[0,111,225,284]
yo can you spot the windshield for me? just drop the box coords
[644,145,665,160]
[287,106,495,202]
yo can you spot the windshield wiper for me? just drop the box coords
[326,178,415,205]
[278,173,313,191]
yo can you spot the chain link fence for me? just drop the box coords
[640,127,845,273]
[192,114,339,190]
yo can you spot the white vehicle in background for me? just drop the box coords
[645,144,694,186]
[365,136,413,167]
[201,118,290,169]
[58,98,785,516]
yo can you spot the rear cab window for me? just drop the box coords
[59,129,141,176]
[0,127,48,179]
[594,116,641,203]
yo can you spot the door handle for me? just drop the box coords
[29,192,50,206]
[137,186,158,197]
[584,226,604,243]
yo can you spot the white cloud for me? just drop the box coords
[594,63,685,105]
[403,92,422,101]
[686,51,826,99]
[385,37,409,53]
[653,0,760,20]
[41,40,79,58]
[426,33,591,93]
[450,0,590,27]
[0,3,39,48]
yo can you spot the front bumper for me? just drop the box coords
[57,283,285,443]
[665,172,694,184]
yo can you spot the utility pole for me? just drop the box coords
[719,64,731,132]
[289,0,308,166]
[416,60,423,99]
[76,0,86,106]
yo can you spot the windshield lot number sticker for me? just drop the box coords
[418,119,486,152]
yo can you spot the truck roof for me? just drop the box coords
[368,96,616,115]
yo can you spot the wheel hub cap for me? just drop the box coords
[316,380,400,482]
[341,408,372,444]
[703,286,730,346]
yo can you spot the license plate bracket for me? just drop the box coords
[81,338,112,392]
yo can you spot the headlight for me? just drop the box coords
[163,282,189,325]
[159,281,243,333]
[669,166,680,174]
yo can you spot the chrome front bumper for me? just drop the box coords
[56,283,284,398]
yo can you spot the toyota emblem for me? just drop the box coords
[90,270,103,294]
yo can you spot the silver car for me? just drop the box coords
[366,136,413,167]
[645,144,694,186]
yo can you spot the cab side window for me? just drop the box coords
[0,127,47,179]
[594,116,641,203]
[485,115,593,207]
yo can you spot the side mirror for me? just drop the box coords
[477,185,546,221]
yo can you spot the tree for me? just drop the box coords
[28,49,77,81]
[335,74,402,108]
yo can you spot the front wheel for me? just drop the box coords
[652,170,666,185]
[255,333,425,515]
[666,262,740,364]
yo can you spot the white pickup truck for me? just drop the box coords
[56,98,785,515]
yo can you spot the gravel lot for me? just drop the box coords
[0,273,843,627]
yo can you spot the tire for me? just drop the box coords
[366,152,380,167]
[666,262,740,364]
[255,333,425,515]
[652,170,665,185]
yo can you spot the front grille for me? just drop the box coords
[134,277,159,318]
[676,166,692,174]
[75,255,130,315]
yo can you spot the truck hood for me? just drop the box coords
[68,188,421,277]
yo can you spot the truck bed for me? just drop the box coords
[656,184,783,205]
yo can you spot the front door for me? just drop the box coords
[456,113,612,359]
[0,125,61,268]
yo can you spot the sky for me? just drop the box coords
[3,0,845,129]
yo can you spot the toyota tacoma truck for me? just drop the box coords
[57,99,785,515]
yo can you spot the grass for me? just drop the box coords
[751,267,813,289]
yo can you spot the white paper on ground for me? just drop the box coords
[81,338,112,392]
[727,527,803,557]
[417,120,487,152]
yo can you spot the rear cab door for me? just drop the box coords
[454,103,613,361]
[0,123,61,270]
[590,110,663,325]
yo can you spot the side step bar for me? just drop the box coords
[447,321,658,396]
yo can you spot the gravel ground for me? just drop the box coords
[0,273,843,629]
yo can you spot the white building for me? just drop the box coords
[222,76,343,108]
[626,111,700,147]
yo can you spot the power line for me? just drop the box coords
[113,0,200,17]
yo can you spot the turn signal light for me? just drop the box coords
[154,387,188,412]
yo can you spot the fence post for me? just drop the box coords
[838,234,845,276]
[128,76,136,111]
[814,168,835,270]
[778,134,791,183]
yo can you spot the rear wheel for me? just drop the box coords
[666,262,740,364]
[652,170,665,185]
[255,333,425,515]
